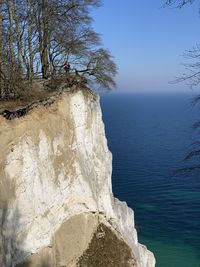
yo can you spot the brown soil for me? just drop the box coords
[0,79,56,111]
[0,77,91,120]
[0,75,86,115]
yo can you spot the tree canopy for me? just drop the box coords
[0,0,117,99]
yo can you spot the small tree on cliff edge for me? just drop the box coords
[0,0,117,99]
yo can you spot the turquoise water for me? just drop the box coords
[101,93,200,267]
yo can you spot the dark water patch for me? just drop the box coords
[101,93,200,267]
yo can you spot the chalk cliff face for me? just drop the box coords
[0,88,155,267]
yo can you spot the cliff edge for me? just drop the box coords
[0,87,155,267]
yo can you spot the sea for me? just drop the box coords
[100,92,200,267]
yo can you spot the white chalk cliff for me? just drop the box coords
[0,87,155,267]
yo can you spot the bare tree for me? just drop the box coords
[0,0,117,99]
[26,0,35,84]
[170,45,200,88]
[164,0,200,88]
[36,0,50,79]
[76,48,117,90]
[13,0,23,78]
[165,0,200,174]
[6,0,16,88]
[165,0,195,8]
[164,0,200,89]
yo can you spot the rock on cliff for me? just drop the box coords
[0,87,155,267]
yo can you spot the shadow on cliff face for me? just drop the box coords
[0,173,30,267]
[0,203,29,267]
[0,203,52,267]
[18,258,52,267]
[0,175,49,267]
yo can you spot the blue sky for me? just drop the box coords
[92,0,200,92]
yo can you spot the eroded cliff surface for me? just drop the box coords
[0,87,155,267]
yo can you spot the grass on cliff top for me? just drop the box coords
[0,75,90,113]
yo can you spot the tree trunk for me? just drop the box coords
[13,0,23,78]
[37,0,50,79]
[42,0,50,79]
[27,0,34,84]
[0,0,3,97]
[6,0,15,88]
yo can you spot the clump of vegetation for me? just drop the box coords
[77,224,136,267]
[0,0,117,99]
